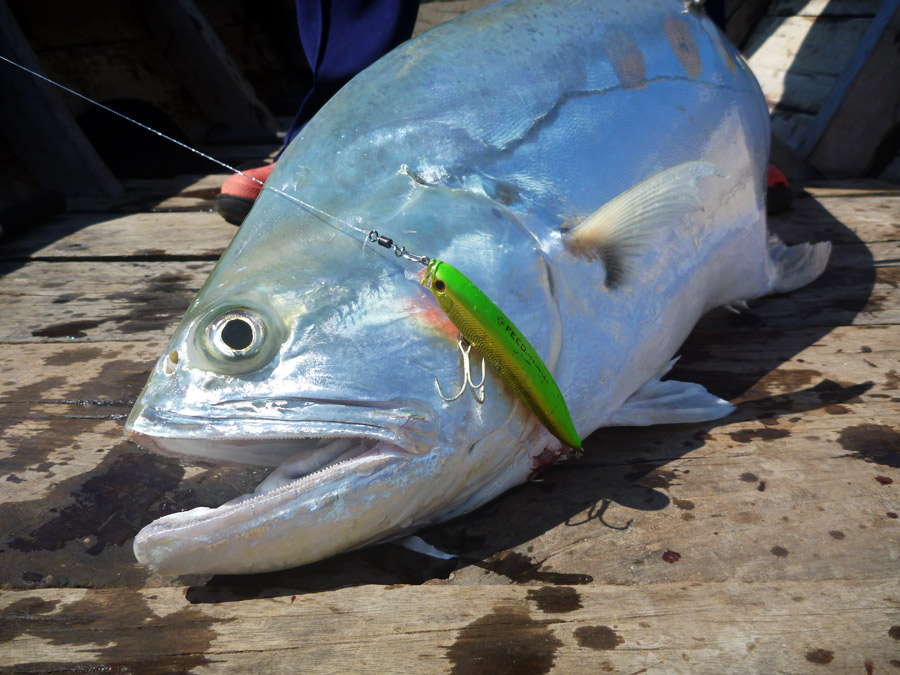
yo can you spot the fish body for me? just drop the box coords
[126,0,829,575]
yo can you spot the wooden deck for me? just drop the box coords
[0,175,897,673]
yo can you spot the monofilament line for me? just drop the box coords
[0,53,367,237]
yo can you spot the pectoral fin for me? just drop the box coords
[608,359,734,426]
[767,235,831,293]
[396,535,457,560]
[564,161,725,286]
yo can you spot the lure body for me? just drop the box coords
[423,259,581,449]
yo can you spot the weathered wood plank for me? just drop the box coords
[770,188,900,244]
[118,173,230,213]
[0,261,212,342]
[2,176,895,266]
[0,234,893,344]
[767,0,882,17]
[3,324,892,424]
[1,580,898,674]
[0,212,234,261]
[0,319,895,591]
[745,16,872,112]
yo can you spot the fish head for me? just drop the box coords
[125,148,564,574]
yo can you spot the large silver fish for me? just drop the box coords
[126,0,830,575]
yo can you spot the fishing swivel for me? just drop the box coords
[368,230,430,266]
[435,336,486,404]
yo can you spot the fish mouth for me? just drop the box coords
[126,397,436,467]
[127,398,439,574]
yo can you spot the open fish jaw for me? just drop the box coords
[131,431,421,575]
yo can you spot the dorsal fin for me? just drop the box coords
[564,161,725,286]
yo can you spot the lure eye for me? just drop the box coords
[434,279,446,293]
[206,309,266,359]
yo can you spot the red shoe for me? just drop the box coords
[766,164,791,214]
[215,163,276,224]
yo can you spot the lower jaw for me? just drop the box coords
[132,441,414,575]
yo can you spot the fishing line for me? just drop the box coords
[0,53,367,238]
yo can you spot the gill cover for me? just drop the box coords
[422,259,581,449]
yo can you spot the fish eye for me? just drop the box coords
[221,318,253,351]
[206,309,266,359]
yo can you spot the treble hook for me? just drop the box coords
[435,336,486,404]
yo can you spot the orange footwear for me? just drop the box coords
[215,163,276,224]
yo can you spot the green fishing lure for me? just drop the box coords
[421,259,582,449]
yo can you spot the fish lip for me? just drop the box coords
[125,397,436,465]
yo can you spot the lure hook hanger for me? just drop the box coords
[435,336,486,404]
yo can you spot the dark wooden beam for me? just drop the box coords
[802,0,900,176]
[0,0,123,201]
[135,0,279,137]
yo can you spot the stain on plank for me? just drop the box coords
[0,590,223,672]
[804,647,834,664]
[446,602,562,675]
[838,424,900,468]
[526,586,582,613]
[573,625,624,650]
[6,449,182,555]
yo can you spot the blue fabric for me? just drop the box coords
[284,0,420,146]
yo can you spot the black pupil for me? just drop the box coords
[434,279,446,292]
[221,318,254,351]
